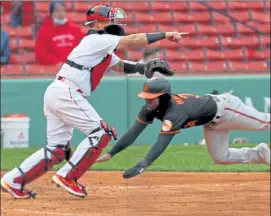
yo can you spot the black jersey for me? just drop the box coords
[136,93,217,134]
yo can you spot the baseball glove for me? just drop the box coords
[143,59,175,79]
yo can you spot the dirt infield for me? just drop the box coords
[1,171,270,216]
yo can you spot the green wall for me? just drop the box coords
[1,75,270,147]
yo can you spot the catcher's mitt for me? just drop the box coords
[143,59,175,79]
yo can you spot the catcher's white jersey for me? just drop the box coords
[57,33,122,97]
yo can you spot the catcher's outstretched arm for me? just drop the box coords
[108,121,147,157]
[123,133,175,179]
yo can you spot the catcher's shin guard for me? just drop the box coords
[14,145,68,192]
[65,120,117,181]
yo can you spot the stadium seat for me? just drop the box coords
[168,61,187,71]
[245,1,265,11]
[135,12,172,24]
[174,12,211,23]
[25,64,61,75]
[246,61,269,71]
[188,61,208,71]
[175,24,197,35]
[222,49,244,60]
[158,24,182,32]
[250,11,270,23]
[73,2,94,12]
[113,2,150,12]
[1,64,25,75]
[215,24,236,35]
[126,24,157,34]
[227,2,249,10]
[196,24,217,35]
[152,40,180,49]
[188,2,208,11]
[10,39,18,52]
[245,49,270,59]
[151,2,187,11]
[11,52,36,64]
[259,36,270,47]
[126,50,143,61]
[177,50,205,61]
[229,11,251,22]
[181,37,220,49]
[18,39,35,51]
[206,61,228,71]
[206,2,227,10]
[2,26,33,39]
[210,12,230,23]
[228,60,268,71]
[220,36,259,49]
[1,14,11,26]
[205,50,224,60]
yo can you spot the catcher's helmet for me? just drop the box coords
[85,3,127,26]
[138,78,171,99]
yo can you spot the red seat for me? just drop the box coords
[245,2,265,10]
[25,64,61,75]
[158,24,182,32]
[196,24,217,35]
[11,52,36,64]
[73,2,94,12]
[236,24,255,34]
[1,14,11,26]
[10,40,18,51]
[222,49,244,60]
[227,2,248,10]
[189,2,208,11]
[221,36,259,48]
[229,11,251,22]
[126,50,143,61]
[260,36,270,46]
[177,24,197,35]
[229,60,268,71]
[246,61,269,71]
[181,37,220,49]
[211,13,230,23]
[181,50,205,61]
[18,39,35,51]
[3,26,33,39]
[168,61,187,71]
[151,2,187,11]
[206,61,228,71]
[246,49,270,59]
[251,11,270,23]
[152,40,180,49]
[1,64,25,75]
[215,24,235,35]
[176,12,211,24]
[68,12,85,24]
[136,13,172,24]
[206,50,224,60]
[188,61,208,71]
[113,2,150,11]
[207,2,227,10]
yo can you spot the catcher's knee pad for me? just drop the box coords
[14,145,67,191]
[65,120,117,181]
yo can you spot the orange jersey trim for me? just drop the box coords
[160,130,181,135]
[136,116,153,125]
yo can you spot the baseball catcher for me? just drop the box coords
[1,3,186,199]
[97,77,270,179]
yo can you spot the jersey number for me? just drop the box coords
[173,94,200,105]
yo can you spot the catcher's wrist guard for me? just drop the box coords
[124,61,145,74]
[146,32,166,44]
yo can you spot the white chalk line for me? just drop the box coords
[1,207,72,216]
[89,183,249,190]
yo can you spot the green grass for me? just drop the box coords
[1,144,270,172]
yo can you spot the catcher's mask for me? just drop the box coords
[85,3,127,26]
